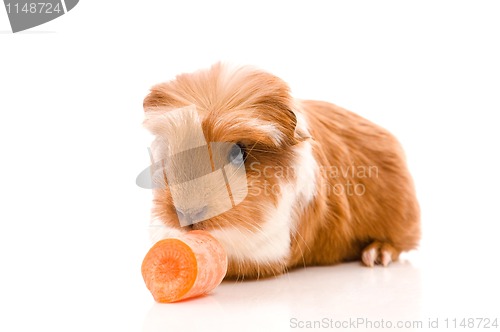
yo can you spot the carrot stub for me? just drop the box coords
[141,230,228,303]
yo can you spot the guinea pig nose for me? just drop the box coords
[176,206,208,223]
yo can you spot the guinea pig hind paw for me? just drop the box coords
[361,247,377,267]
[381,250,392,266]
[361,242,398,267]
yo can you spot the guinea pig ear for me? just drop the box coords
[277,106,311,145]
[290,105,312,142]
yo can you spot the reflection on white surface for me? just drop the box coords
[143,261,422,332]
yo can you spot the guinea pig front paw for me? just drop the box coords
[361,241,399,267]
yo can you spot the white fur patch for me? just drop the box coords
[292,141,317,211]
[208,186,295,265]
[149,217,184,243]
[246,119,283,145]
[227,119,284,146]
[147,105,206,159]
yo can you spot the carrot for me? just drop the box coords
[141,230,228,303]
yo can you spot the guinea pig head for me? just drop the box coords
[143,64,314,272]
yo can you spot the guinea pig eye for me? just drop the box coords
[227,143,246,166]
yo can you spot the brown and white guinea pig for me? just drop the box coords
[142,63,420,279]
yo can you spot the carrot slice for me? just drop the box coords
[141,230,228,303]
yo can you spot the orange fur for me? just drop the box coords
[288,101,420,269]
[143,63,420,279]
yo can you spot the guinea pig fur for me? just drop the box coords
[143,63,420,279]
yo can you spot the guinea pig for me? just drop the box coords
[142,63,420,279]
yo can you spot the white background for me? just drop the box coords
[1,1,499,331]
